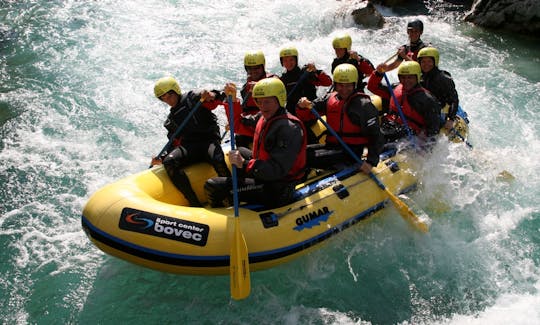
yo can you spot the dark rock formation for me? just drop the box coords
[351,2,385,28]
[465,0,540,34]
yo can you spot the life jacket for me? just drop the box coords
[404,40,427,61]
[325,93,371,145]
[386,84,428,134]
[252,113,307,181]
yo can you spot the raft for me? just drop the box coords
[81,147,419,275]
[81,100,470,276]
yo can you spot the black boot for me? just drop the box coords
[208,142,231,177]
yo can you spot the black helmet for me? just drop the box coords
[407,19,424,32]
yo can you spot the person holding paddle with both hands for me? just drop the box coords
[151,76,231,207]
[296,63,384,174]
[205,78,307,209]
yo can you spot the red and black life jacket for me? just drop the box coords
[252,113,307,181]
[386,84,428,134]
[325,92,371,145]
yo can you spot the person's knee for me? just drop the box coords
[163,147,188,172]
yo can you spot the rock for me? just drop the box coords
[465,0,540,34]
[370,0,410,6]
[351,1,385,28]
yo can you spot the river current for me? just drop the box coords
[1,1,539,324]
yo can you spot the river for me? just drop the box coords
[1,1,539,324]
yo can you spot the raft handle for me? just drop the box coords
[259,212,279,228]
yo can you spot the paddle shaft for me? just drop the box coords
[228,96,240,217]
[383,52,398,65]
[149,98,204,168]
[308,106,429,232]
[382,73,414,140]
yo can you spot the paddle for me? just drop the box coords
[149,98,204,168]
[227,94,251,300]
[383,53,398,65]
[307,106,430,233]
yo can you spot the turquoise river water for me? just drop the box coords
[1,1,539,324]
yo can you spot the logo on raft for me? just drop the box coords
[119,207,209,246]
[293,206,333,231]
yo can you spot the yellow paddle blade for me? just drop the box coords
[496,170,515,182]
[385,189,430,233]
[230,217,250,300]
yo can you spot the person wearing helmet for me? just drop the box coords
[205,78,307,208]
[330,33,375,92]
[278,45,332,115]
[226,50,278,148]
[367,61,440,141]
[417,47,460,130]
[151,76,231,207]
[296,63,384,174]
[379,19,431,73]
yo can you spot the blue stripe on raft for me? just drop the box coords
[81,200,386,269]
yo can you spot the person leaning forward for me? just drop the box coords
[151,76,231,207]
[205,78,307,209]
[296,63,384,174]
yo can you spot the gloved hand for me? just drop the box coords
[297,97,312,110]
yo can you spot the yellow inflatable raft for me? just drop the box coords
[82,97,470,276]
[81,148,418,275]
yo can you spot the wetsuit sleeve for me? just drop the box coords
[188,89,219,110]
[367,71,390,99]
[358,57,375,78]
[347,96,384,166]
[245,120,304,181]
[310,70,333,87]
[440,72,459,120]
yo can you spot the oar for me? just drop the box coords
[383,52,398,65]
[149,98,204,168]
[308,106,430,233]
[227,94,250,300]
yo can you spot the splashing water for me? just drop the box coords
[1,1,539,323]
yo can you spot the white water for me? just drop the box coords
[1,0,539,323]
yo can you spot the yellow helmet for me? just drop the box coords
[244,50,266,67]
[332,33,352,51]
[279,46,298,58]
[417,47,440,66]
[252,78,287,107]
[333,63,358,87]
[154,76,181,98]
[397,61,422,82]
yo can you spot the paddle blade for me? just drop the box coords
[230,218,250,300]
[385,189,431,233]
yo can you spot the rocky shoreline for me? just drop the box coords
[343,0,539,36]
